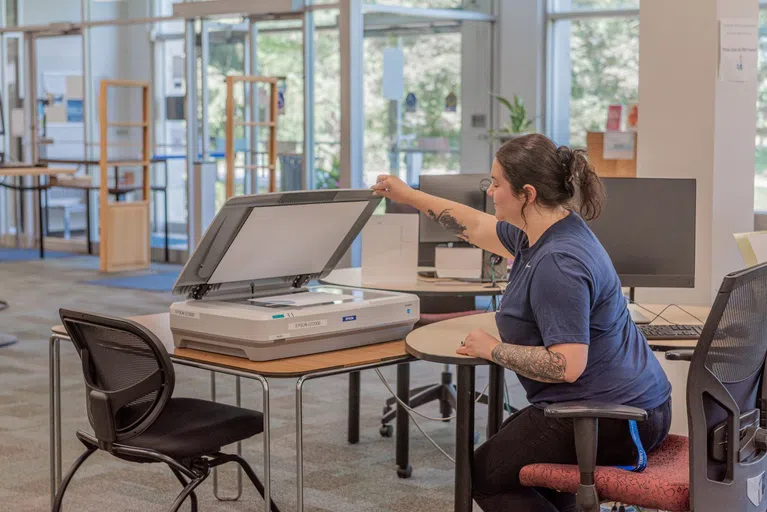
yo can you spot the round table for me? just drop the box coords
[405,312,501,512]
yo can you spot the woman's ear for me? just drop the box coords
[522,184,537,205]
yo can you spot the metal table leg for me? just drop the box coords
[487,365,504,438]
[85,189,92,255]
[396,363,411,478]
[455,365,475,512]
[296,358,411,512]
[38,176,45,259]
[49,335,62,506]
[212,373,244,501]
[348,371,360,444]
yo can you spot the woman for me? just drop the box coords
[371,134,672,512]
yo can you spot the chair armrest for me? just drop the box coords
[544,401,648,422]
[665,349,694,361]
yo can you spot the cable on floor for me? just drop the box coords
[375,369,491,464]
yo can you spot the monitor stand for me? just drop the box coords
[626,287,653,324]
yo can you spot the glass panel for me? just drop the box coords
[363,0,463,7]
[756,11,767,212]
[363,31,462,187]
[551,0,639,11]
[6,0,17,26]
[155,38,187,249]
[205,22,247,209]
[551,16,639,147]
[257,22,305,193]
[314,8,341,190]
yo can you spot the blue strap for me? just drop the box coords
[614,420,647,472]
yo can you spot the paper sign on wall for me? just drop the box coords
[719,18,758,84]
[382,47,405,101]
[602,131,635,160]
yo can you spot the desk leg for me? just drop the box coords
[259,376,271,512]
[164,190,169,263]
[296,377,307,512]
[348,371,360,444]
[38,178,45,259]
[49,336,62,506]
[85,190,92,255]
[487,365,504,439]
[455,365,475,512]
[49,336,57,506]
[396,363,412,478]
[212,374,244,501]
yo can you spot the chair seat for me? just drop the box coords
[519,434,690,512]
[123,398,264,459]
[417,310,485,326]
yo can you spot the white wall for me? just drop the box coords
[637,0,759,305]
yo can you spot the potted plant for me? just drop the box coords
[489,93,534,140]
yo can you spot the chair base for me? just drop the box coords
[52,431,280,512]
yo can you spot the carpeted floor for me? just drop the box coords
[0,255,537,512]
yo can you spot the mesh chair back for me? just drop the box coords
[687,262,767,511]
[59,309,175,443]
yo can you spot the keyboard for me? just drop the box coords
[638,324,703,340]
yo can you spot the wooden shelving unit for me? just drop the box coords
[225,75,278,198]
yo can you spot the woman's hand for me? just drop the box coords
[456,328,501,360]
[370,174,417,205]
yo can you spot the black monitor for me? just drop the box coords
[418,174,490,243]
[587,177,696,289]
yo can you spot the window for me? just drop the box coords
[755,9,767,211]
[548,8,639,147]
[363,32,462,187]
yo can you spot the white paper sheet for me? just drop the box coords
[747,232,767,264]
[719,18,758,84]
[249,291,353,307]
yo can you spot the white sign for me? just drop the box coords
[382,47,405,101]
[747,232,767,265]
[602,131,635,160]
[719,18,758,84]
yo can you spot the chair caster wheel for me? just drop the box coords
[397,465,412,479]
[380,424,393,437]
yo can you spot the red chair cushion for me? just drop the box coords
[519,434,690,511]
[417,310,485,326]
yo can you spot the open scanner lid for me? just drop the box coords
[172,189,381,299]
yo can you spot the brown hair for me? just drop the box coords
[495,133,605,222]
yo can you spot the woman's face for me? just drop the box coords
[488,159,528,228]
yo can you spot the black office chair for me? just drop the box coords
[520,261,767,511]
[53,309,280,512]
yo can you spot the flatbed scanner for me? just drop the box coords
[169,189,420,361]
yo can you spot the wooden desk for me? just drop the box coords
[405,303,710,512]
[0,166,78,259]
[49,314,413,511]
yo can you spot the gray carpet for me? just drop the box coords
[0,255,537,512]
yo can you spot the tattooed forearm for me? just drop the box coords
[490,343,568,383]
[427,208,469,241]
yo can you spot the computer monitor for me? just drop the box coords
[587,177,696,290]
[418,174,490,243]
